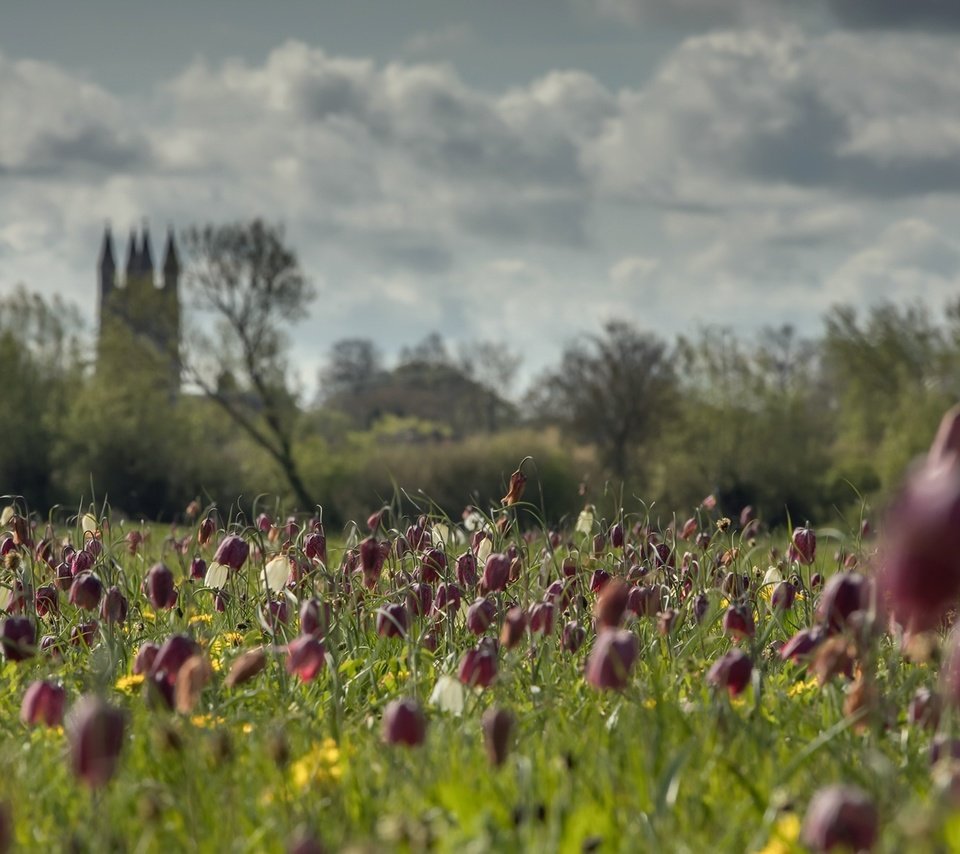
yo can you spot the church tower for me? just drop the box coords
[97,223,182,397]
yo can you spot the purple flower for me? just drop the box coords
[286,635,326,682]
[144,563,178,610]
[213,535,249,571]
[21,680,66,728]
[801,784,878,852]
[585,629,638,691]
[707,649,753,697]
[382,698,426,747]
[482,707,514,767]
[0,617,35,662]
[480,553,510,594]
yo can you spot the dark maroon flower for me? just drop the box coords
[197,516,216,547]
[261,599,289,632]
[466,597,497,635]
[721,572,749,598]
[70,621,98,647]
[304,531,327,563]
[455,551,478,588]
[133,642,160,675]
[800,784,878,853]
[377,603,409,638]
[99,586,128,625]
[585,629,638,691]
[144,563,177,610]
[70,549,93,577]
[589,568,611,594]
[458,644,498,688]
[817,572,870,633]
[34,584,59,618]
[0,616,35,661]
[382,698,426,747]
[627,585,660,618]
[286,635,326,682]
[482,707,514,767]
[359,537,384,590]
[693,592,710,624]
[406,583,433,618]
[190,557,207,580]
[432,582,461,618]
[780,627,826,663]
[300,598,332,637]
[67,695,125,788]
[256,513,272,533]
[213,535,249,570]
[529,602,555,635]
[609,523,625,550]
[419,549,447,584]
[150,634,200,685]
[908,687,941,729]
[791,526,817,566]
[480,554,510,594]
[68,572,103,611]
[722,604,755,642]
[707,649,753,697]
[21,680,66,727]
[562,620,586,653]
[545,579,576,612]
[500,607,527,649]
[771,581,796,612]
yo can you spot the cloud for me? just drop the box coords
[402,24,472,58]
[826,219,960,305]
[824,0,960,30]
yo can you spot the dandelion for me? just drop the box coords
[757,812,801,854]
[188,614,213,627]
[114,674,145,695]
[289,738,342,790]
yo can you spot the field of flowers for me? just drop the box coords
[2,411,960,852]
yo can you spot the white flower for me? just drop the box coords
[429,674,465,715]
[204,561,230,590]
[575,506,595,536]
[263,556,289,592]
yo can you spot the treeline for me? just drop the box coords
[3,281,957,529]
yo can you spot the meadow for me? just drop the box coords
[0,440,958,853]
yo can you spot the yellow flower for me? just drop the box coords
[289,738,342,791]
[141,608,156,623]
[115,674,145,695]
[642,698,657,710]
[209,632,245,659]
[189,714,226,728]
[241,723,254,735]
[755,812,801,854]
[189,614,213,626]
[787,678,819,700]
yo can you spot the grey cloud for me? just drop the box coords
[457,196,589,246]
[376,242,454,275]
[824,0,960,30]
[15,124,148,177]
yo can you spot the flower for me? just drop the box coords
[289,738,342,790]
[800,784,878,852]
[286,636,326,682]
[482,707,514,767]
[585,629,638,691]
[144,563,177,610]
[707,649,753,697]
[757,813,801,854]
[67,695,125,788]
[0,617,36,662]
[382,698,426,747]
[501,468,527,507]
[213,535,249,571]
[114,674,145,695]
[480,554,510,594]
[21,680,67,728]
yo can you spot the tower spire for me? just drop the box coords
[162,227,180,278]
[140,225,154,281]
[125,228,140,281]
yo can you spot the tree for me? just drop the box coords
[319,338,384,401]
[181,220,316,509]
[531,321,676,481]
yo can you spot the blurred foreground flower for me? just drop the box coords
[482,707,514,768]
[879,405,960,633]
[706,649,752,697]
[67,695,125,788]
[21,680,66,728]
[382,698,426,747]
[800,784,877,852]
[586,629,638,691]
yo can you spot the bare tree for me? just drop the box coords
[531,320,676,481]
[181,220,315,509]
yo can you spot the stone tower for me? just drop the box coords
[97,224,181,395]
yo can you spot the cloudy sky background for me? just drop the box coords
[3,0,960,391]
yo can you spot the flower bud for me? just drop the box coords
[500,607,527,649]
[70,621,99,647]
[817,572,869,633]
[791,526,817,566]
[418,548,446,584]
[359,537,384,590]
[562,620,586,653]
[770,580,796,611]
[585,628,638,691]
[456,551,478,588]
[382,698,426,747]
[67,695,125,788]
[706,649,752,697]
[433,582,461,618]
[480,554,510,594]
[34,584,59,618]
[0,616,35,661]
[190,557,207,580]
[780,627,825,663]
[133,642,160,675]
[225,647,268,688]
[213,535,249,571]
[68,572,103,611]
[304,531,327,563]
[458,644,497,688]
[100,586,129,624]
[589,569,611,594]
[150,634,200,685]
[529,602,555,635]
[300,598,332,637]
[21,680,66,727]
[406,583,433,618]
[722,604,755,641]
[482,707,514,767]
[466,597,496,635]
[377,603,408,638]
[800,784,878,853]
[595,578,629,629]
[144,564,178,610]
[198,516,216,547]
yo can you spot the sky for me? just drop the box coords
[3,0,960,392]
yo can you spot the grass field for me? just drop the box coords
[0,489,953,853]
